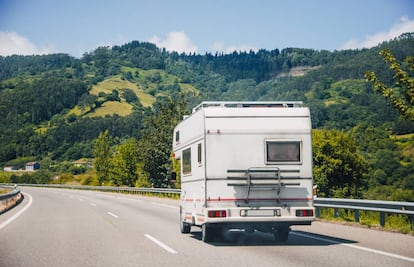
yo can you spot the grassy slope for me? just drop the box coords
[85,67,198,117]
[89,75,155,107]
[85,101,133,117]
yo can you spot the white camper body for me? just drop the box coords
[173,101,315,242]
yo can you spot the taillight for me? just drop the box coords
[296,209,314,217]
[208,210,227,218]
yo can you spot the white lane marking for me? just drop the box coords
[150,201,179,210]
[145,234,177,254]
[291,231,414,263]
[79,198,84,202]
[90,203,97,207]
[117,196,142,202]
[0,192,33,230]
[115,196,177,210]
[107,211,119,218]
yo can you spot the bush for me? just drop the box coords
[0,172,11,183]
[80,175,100,186]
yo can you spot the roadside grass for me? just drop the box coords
[0,188,8,194]
[318,208,414,235]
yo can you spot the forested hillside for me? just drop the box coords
[0,33,413,201]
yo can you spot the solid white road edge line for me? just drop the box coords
[145,234,177,254]
[291,231,414,263]
[107,211,119,218]
[0,192,33,230]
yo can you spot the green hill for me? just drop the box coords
[76,67,198,117]
[0,35,413,200]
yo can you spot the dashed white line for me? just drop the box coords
[145,234,177,254]
[150,201,179,210]
[117,196,143,202]
[291,231,414,263]
[107,211,119,218]
[90,203,97,207]
[0,192,33,230]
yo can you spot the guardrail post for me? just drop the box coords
[334,208,339,218]
[315,207,320,218]
[354,210,360,223]
[380,212,386,227]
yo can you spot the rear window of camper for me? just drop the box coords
[266,141,301,163]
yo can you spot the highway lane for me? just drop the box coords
[0,187,413,267]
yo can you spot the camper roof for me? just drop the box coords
[192,101,304,113]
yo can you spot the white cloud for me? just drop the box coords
[340,16,414,50]
[149,31,197,54]
[0,31,55,56]
[211,42,258,54]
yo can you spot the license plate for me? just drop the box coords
[243,209,279,217]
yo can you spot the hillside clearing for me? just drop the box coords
[85,101,133,117]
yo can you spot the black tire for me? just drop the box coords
[180,208,191,234]
[274,228,290,242]
[180,220,191,233]
[202,224,213,242]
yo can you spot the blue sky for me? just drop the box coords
[1,0,413,57]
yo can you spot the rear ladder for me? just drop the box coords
[227,168,282,203]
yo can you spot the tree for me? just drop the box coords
[365,49,414,120]
[109,139,140,186]
[139,95,188,187]
[312,129,368,198]
[93,130,111,185]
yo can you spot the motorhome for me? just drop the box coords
[173,101,315,242]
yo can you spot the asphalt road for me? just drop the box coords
[0,187,413,267]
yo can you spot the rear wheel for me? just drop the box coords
[180,220,191,233]
[202,224,213,242]
[202,224,223,242]
[180,208,191,234]
[274,228,290,242]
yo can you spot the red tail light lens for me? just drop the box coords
[296,209,314,217]
[208,210,227,218]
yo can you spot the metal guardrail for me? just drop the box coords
[314,197,414,227]
[0,185,22,214]
[5,184,413,228]
[18,184,181,196]
[0,185,20,201]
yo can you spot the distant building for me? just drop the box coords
[26,161,40,171]
[72,160,87,167]
[3,166,14,172]
[72,159,92,168]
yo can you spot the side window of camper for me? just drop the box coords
[197,143,202,164]
[175,131,180,143]
[182,148,191,174]
[265,141,301,163]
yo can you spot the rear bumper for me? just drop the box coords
[202,206,315,226]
